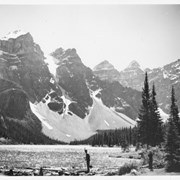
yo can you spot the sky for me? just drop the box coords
[0,2,180,71]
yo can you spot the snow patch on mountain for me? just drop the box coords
[173,80,180,84]
[90,88,102,98]
[29,87,136,142]
[117,97,130,107]
[66,134,71,137]
[163,70,169,79]
[170,75,178,80]
[61,95,76,115]
[50,78,55,84]
[1,30,28,40]
[29,102,53,130]
[29,100,95,143]
[45,54,59,77]
[176,66,180,70]
[99,67,114,71]
[87,89,136,131]
[172,60,180,68]
[104,120,110,127]
[162,70,178,80]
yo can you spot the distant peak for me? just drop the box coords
[101,60,110,64]
[144,68,151,73]
[93,60,115,71]
[51,47,78,56]
[127,60,141,69]
[51,47,81,63]
[1,30,29,40]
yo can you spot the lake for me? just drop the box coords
[0,145,138,173]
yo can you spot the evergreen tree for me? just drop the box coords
[129,127,132,145]
[150,83,163,146]
[165,86,180,172]
[138,72,151,146]
[169,87,180,134]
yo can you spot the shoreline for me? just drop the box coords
[1,166,180,176]
[0,145,180,176]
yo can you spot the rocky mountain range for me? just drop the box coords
[1,30,178,144]
[1,30,177,144]
[94,59,180,114]
[0,30,140,144]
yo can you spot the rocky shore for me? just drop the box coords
[0,165,120,176]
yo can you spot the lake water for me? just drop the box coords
[0,145,137,173]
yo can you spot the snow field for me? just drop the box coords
[29,88,136,142]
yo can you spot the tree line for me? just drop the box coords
[70,127,138,149]
[0,114,65,145]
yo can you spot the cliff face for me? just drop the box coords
[51,48,93,118]
[0,31,61,102]
[0,31,62,144]
[52,48,141,120]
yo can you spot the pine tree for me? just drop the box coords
[165,86,180,172]
[138,72,151,146]
[150,83,163,146]
[169,87,180,134]
[129,127,132,145]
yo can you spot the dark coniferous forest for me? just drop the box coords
[70,127,138,148]
[70,72,180,172]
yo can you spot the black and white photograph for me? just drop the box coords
[0,0,180,177]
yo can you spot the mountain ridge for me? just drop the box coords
[0,32,140,143]
[94,58,180,114]
[1,30,177,143]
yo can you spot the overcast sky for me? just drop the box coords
[0,3,180,70]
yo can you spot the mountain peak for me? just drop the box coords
[93,60,115,71]
[51,47,81,64]
[127,60,141,69]
[0,30,30,40]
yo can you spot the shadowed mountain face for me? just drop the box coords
[94,59,180,114]
[0,31,63,144]
[51,48,141,120]
[51,48,93,118]
[0,31,141,143]
[0,32,62,102]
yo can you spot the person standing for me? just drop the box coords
[39,167,43,176]
[84,149,90,173]
[8,169,13,176]
[148,150,153,171]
